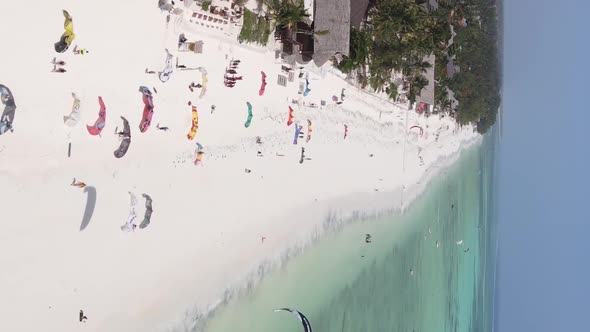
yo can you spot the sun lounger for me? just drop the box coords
[277,75,287,87]
[288,71,295,82]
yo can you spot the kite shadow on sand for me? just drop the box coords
[79,186,96,231]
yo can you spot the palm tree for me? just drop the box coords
[413,60,433,75]
[265,0,310,32]
[409,74,429,103]
[386,83,398,101]
[296,28,330,43]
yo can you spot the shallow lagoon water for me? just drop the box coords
[198,134,497,332]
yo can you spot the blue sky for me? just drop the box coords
[498,0,590,331]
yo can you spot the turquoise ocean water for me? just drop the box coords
[188,130,498,332]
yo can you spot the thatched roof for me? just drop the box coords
[416,54,436,106]
[351,0,371,28]
[418,0,439,12]
[313,0,351,66]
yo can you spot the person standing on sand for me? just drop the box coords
[71,178,86,188]
[79,310,87,322]
[73,45,89,55]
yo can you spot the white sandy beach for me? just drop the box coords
[0,1,478,331]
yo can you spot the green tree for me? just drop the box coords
[408,74,429,103]
[265,0,310,32]
[338,28,371,73]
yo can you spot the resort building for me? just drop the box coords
[278,0,371,66]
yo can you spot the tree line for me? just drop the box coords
[339,0,501,133]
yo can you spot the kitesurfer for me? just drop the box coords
[188,82,202,92]
[156,123,169,131]
[299,147,305,164]
[51,65,67,73]
[116,130,130,139]
[54,10,75,53]
[365,234,372,243]
[71,178,86,188]
[195,151,204,166]
[73,46,89,55]
[79,310,87,322]
[51,57,66,66]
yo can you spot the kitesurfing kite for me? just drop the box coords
[274,308,312,332]
[63,92,80,127]
[0,84,16,135]
[194,142,204,166]
[287,106,294,126]
[306,119,312,143]
[299,147,306,164]
[187,105,199,140]
[54,10,75,53]
[114,116,131,158]
[199,67,208,98]
[244,102,253,128]
[86,96,106,136]
[139,86,154,133]
[158,49,174,83]
[344,124,348,139]
[303,79,311,97]
[409,125,423,136]
[293,124,303,145]
[259,71,267,96]
[139,194,153,229]
[121,192,138,232]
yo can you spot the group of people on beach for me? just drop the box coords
[51,10,90,73]
[224,60,242,88]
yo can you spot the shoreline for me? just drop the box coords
[166,134,482,332]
